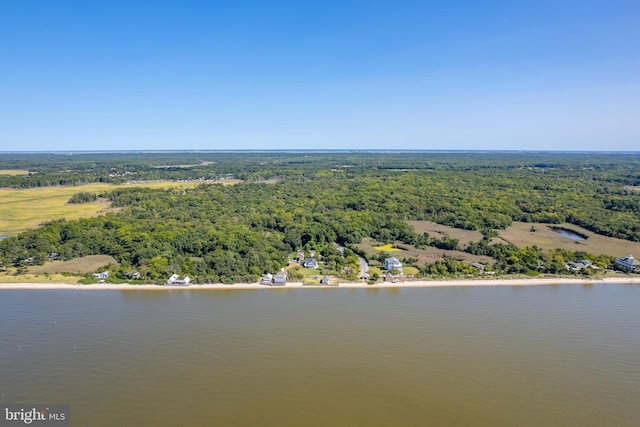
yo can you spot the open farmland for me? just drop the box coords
[0,181,235,236]
[407,220,483,249]
[0,170,31,176]
[498,222,640,257]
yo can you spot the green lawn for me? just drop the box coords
[403,266,420,276]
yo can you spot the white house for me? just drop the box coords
[260,273,273,285]
[92,271,109,279]
[166,274,191,286]
[615,255,640,272]
[303,258,319,269]
[384,257,402,271]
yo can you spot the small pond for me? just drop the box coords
[551,227,587,241]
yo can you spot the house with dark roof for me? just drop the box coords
[566,260,592,271]
[320,276,337,286]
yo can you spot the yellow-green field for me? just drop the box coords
[0,273,82,284]
[0,181,232,236]
[373,243,402,252]
[0,170,31,176]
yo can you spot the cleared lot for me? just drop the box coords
[407,220,483,249]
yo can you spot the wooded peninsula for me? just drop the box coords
[1,151,639,284]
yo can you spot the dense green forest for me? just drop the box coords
[1,152,639,282]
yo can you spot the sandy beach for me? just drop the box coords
[0,276,638,290]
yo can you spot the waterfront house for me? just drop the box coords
[384,257,402,271]
[615,255,640,272]
[273,269,287,285]
[166,274,191,286]
[122,271,141,280]
[92,271,109,279]
[566,260,592,271]
[260,273,273,285]
[304,258,319,269]
[471,263,486,273]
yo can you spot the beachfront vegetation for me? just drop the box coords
[1,152,639,283]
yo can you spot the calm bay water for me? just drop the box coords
[1,285,639,427]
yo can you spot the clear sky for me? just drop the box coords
[1,0,638,151]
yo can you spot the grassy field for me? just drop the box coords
[365,266,383,278]
[28,255,118,275]
[402,266,420,276]
[0,181,232,236]
[0,170,31,176]
[406,220,483,249]
[357,238,494,267]
[0,273,81,283]
[289,266,324,284]
[498,222,640,257]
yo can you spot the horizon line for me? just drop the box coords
[1,149,639,155]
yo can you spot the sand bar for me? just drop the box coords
[0,277,638,290]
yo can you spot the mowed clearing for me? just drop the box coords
[0,181,233,236]
[407,220,483,249]
[498,222,640,257]
[356,238,494,267]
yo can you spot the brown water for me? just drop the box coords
[1,285,639,427]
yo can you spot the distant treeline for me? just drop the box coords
[1,152,640,188]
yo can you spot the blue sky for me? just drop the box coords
[1,0,638,151]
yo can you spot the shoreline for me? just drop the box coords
[0,276,638,290]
